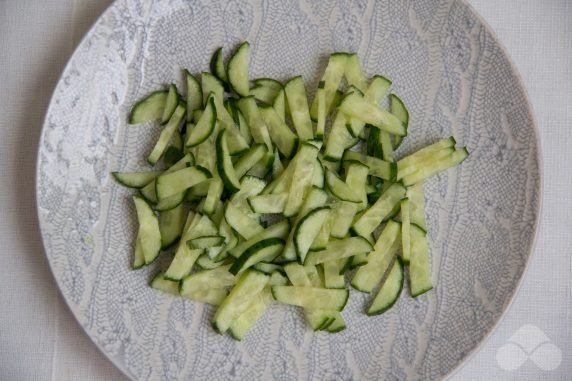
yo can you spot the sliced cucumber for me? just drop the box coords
[229,287,273,340]
[237,96,273,150]
[284,76,313,141]
[294,207,331,264]
[343,150,396,181]
[271,286,349,311]
[224,201,263,240]
[351,220,401,292]
[351,182,406,238]
[155,166,211,200]
[133,196,161,265]
[202,177,223,215]
[229,237,285,275]
[310,53,348,120]
[165,246,203,281]
[315,82,326,139]
[112,171,162,189]
[401,148,468,186]
[210,47,228,84]
[407,182,427,230]
[180,286,227,305]
[273,88,286,122]
[185,95,216,147]
[323,111,357,161]
[409,224,433,297]
[150,272,179,295]
[227,42,251,96]
[187,235,225,249]
[129,90,167,124]
[345,161,369,211]
[367,257,404,315]
[148,104,186,165]
[234,144,268,179]
[304,236,372,266]
[160,84,180,124]
[248,193,287,214]
[325,169,360,203]
[344,53,368,92]
[339,92,405,136]
[284,144,319,217]
[329,201,358,238]
[132,234,145,269]
[259,104,298,158]
[400,198,411,263]
[322,260,345,289]
[229,220,290,258]
[185,70,202,121]
[396,137,456,179]
[181,265,235,290]
[250,80,281,104]
[216,129,241,192]
[159,203,187,248]
[390,94,409,149]
[201,72,225,107]
[213,269,270,333]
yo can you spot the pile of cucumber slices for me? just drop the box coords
[113,41,468,340]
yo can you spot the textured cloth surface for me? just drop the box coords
[0,1,569,380]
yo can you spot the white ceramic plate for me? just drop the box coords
[37,0,541,379]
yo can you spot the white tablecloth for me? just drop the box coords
[0,1,569,380]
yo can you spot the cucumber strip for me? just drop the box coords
[229,286,273,340]
[140,153,194,203]
[259,104,299,158]
[390,94,409,149]
[129,90,167,124]
[234,144,268,179]
[230,103,253,145]
[165,246,203,281]
[284,144,320,217]
[304,236,372,266]
[185,70,202,121]
[187,235,225,249]
[315,83,326,139]
[401,148,468,186]
[237,96,273,149]
[349,253,368,269]
[273,88,286,122]
[304,265,322,287]
[351,182,406,238]
[230,176,267,212]
[351,220,401,292]
[325,169,361,203]
[213,269,270,333]
[155,166,211,200]
[280,187,328,261]
[324,313,346,332]
[181,265,235,290]
[132,234,145,269]
[339,92,405,136]
[311,159,325,188]
[271,286,349,311]
[185,96,217,147]
[112,171,162,189]
[224,125,250,156]
[367,257,404,315]
[210,47,228,84]
[225,201,263,239]
[181,286,228,305]
[248,193,287,214]
[250,82,281,104]
[284,76,313,141]
[310,53,348,120]
[227,41,250,96]
[380,131,394,162]
[246,151,274,178]
[283,263,312,286]
[216,129,241,192]
[150,272,180,295]
[329,201,358,238]
[197,252,226,268]
[253,262,284,275]
[161,84,180,124]
[323,111,357,161]
[400,198,411,263]
[202,177,223,215]
[159,203,187,248]
[229,238,285,275]
[322,261,345,289]
[409,224,433,297]
[310,213,331,251]
[407,182,427,230]
[367,75,392,101]
[229,220,290,258]
[396,137,456,179]
[201,72,225,107]
[343,150,396,181]
[155,189,186,212]
[294,207,331,264]
[193,110,203,123]
[253,78,282,92]
[344,53,368,92]
[148,104,186,165]
[345,161,369,211]
[133,196,161,265]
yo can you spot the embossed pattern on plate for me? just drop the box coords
[37,0,540,379]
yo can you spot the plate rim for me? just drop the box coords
[34,0,544,380]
